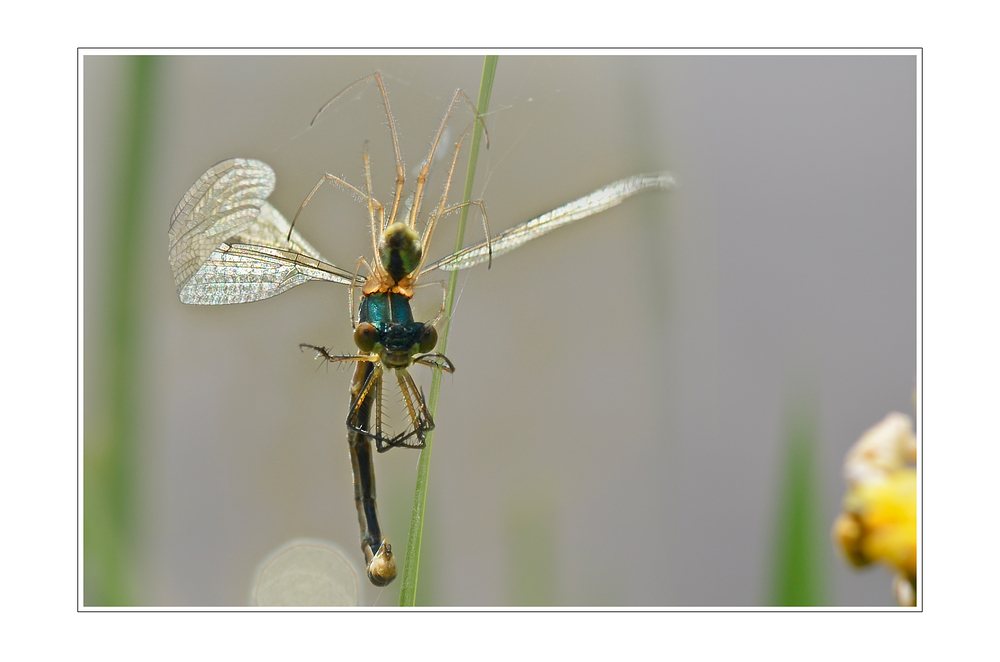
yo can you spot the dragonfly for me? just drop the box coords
[168,73,675,586]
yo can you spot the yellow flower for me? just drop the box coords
[832,413,917,605]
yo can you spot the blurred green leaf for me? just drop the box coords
[84,55,159,606]
[769,393,828,606]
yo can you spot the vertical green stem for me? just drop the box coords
[84,55,159,605]
[398,56,498,606]
[769,393,828,606]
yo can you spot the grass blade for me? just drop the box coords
[398,56,498,606]
[84,55,160,605]
[769,394,828,606]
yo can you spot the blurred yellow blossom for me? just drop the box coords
[832,412,917,606]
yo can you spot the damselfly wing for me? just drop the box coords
[169,73,675,585]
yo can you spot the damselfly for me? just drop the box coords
[168,73,675,586]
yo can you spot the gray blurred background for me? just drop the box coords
[83,53,917,606]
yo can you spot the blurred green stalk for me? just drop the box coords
[84,55,159,606]
[769,395,828,606]
[398,55,498,607]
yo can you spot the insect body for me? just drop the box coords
[169,73,674,585]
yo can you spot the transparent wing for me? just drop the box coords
[168,158,362,305]
[420,172,676,274]
[169,158,277,287]
[176,235,362,305]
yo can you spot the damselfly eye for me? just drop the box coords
[354,322,378,352]
[169,70,672,590]
[418,323,438,353]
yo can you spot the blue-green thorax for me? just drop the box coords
[355,291,437,369]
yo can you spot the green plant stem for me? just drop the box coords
[84,55,159,605]
[769,393,827,606]
[398,56,498,606]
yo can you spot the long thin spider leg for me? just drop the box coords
[374,71,406,227]
[406,88,489,231]
[287,172,384,241]
[349,256,368,329]
[370,72,406,228]
[413,280,448,327]
[309,72,405,231]
[310,72,384,127]
[436,200,491,237]
[420,198,493,273]
[415,121,475,271]
[362,141,385,271]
